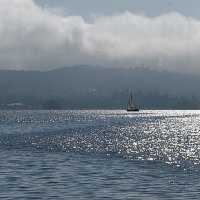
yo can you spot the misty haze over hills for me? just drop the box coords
[0,65,200,110]
[1,0,200,74]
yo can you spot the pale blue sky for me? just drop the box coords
[34,0,200,19]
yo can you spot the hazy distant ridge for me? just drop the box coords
[0,66,199,109]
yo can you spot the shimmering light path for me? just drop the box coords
[0,110,200,199]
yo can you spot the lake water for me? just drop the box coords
[0,110,200,199]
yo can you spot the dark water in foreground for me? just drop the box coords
[0,110,200,199]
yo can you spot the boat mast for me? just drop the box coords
[127,91,139,111]
[131,92,134,108]
[131,92,133,107]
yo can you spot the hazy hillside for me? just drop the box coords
[0,65,200,109]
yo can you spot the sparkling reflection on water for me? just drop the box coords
[0,110,200,199]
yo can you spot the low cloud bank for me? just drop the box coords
[0,0,200,73]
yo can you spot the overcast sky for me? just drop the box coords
[1,0,200,73]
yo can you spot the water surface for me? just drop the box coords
[0,110,200,199]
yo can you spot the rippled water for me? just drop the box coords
[0,110,200,199]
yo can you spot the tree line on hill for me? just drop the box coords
[0,65,200,110]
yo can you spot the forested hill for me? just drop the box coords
[0,65,200,109]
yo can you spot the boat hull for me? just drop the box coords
[127,108,139,112]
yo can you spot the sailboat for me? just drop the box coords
[127,92,139,112]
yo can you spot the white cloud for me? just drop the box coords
[0,0,200,73]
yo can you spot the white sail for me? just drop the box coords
[127,92,139,111]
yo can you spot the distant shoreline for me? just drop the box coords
[0,108,199,111]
